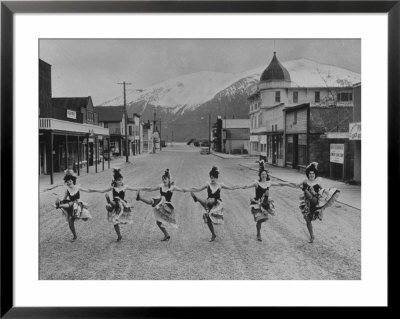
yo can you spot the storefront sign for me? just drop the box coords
[330,144,344,164]
[349,122,361,140]
[66,109,76,119]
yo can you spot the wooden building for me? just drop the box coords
[39,59,110,184]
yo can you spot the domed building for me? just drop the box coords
[248,52,360,179]
[249,52,291,167]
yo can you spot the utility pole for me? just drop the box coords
[118,81,131,162]
[172,130,174,147]
[159,119,162,151]
[209,113,211,154]
[153,109,156,153]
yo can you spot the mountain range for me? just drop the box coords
[99,58,361,142]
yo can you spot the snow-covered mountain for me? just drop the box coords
[99,58,360,141]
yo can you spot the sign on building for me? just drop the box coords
[330,144,344,164]
[67,109,77,119]
[349,122,361,140]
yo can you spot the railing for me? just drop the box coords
[39,118,110,135]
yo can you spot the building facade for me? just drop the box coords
[141,121,154,153]
[128,113,142,156]
[39,59,110,184]
[213,118,249,154]
[95,106,129,156]
[349,83,361,183]
[248,52,360,179]
[284,103,354,178]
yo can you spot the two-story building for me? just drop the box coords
[128,113,142,155]
[95,106,128,156]
[248,53,360,178]
[213,118,250,154]
[284,103,354,178]
[141,121,154,153]
[39,59,110,184]
[349,83,361,183]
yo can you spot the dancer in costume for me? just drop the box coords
[297,162,340,243]
[53,169,92,241]
[240,167,297,241]
[135,169,186,241]
[89,168,141,242]
[188,166,242,242]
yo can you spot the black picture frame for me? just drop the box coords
[1,1,396,317]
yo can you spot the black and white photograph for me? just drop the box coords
[38,38,362,280]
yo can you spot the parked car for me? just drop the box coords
[200,140,210,147]
[200,147,210,155]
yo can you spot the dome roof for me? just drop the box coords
[260,52,291,82]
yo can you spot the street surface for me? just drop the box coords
[39,144,361,280]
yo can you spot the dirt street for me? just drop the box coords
[39,144,361,280]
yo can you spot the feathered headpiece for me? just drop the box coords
[162,168,174,186]
[63,169,77,184]
[111,168,123,186]
[257,160,270,181]
[305,162,319,178]
[209,166,219,178]
[162,168,170,179]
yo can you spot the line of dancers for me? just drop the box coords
[52,161,340,244]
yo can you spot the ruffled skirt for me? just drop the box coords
[299,188,340,221]
[106,199,134,225]
[153,199,177,228]
[203,200,224,225]
[57,199,92,222]
[250,197,275,222]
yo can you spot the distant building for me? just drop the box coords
[213,118,249,154]
[349,83,361,183]
[142,121,154,153]
[94,106,128,156]
[128,113,142,155]
[39,59,109,184]
[248,52,360,179]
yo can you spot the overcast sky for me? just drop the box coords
[40,39,361,105]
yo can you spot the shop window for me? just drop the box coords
[337,92,353,101]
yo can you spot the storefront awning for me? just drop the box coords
[39,118,109,136]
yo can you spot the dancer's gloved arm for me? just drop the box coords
[240,182,257,189]
[186,184,207,192]
[140,186,160,192]
[171,185,186,192]
[221,183,241,190]
[88,187,112,193]
[79,186,90,193]
[270,180,297,188]
[42,183,63,192]
[125,185,143,191]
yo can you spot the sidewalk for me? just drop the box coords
[212,152,258,159]
[39,153,150,192]
[239,162,361,210]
